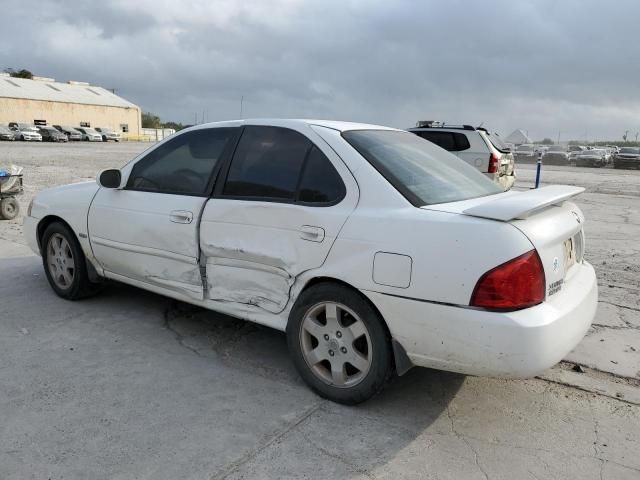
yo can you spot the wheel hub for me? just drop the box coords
[327,338,340,352]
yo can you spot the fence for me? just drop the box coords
[121,128,176,142]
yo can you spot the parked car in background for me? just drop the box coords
[38,126,69,143]
[0,125,16,141]
[606,145,620,154]
[408,122,515,190]
[75,127,103,142]
[53,125,83,141]
[613,147,640,169]
[95,127,121,142]
[515,144,537,163]
[24,118,597,404]
[534,146,548,158]
[542,145,569,165]
[574,149,608,167]
[568,145,585,164]
[8,123,42,142]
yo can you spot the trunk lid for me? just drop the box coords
[422,185,586,299]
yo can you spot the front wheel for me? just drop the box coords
[41,222,101,300]
[287,283,393,405]
[0,197,19,220]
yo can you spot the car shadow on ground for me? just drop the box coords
[100,280,466,421]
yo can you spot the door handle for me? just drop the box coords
[170,210,193,224]
[299,225,325,242]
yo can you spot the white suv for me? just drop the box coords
[408,122,515,190]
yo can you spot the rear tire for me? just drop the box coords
[0,197,19,220]
[41,222,101,300]
[287,283,393,405]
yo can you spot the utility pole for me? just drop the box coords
[240,96,244,119]
[194,113,197,125]
[557,130,560,145]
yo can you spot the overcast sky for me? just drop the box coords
[1,0,639,141]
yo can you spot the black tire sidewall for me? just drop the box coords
[287,283,392,405]
[41,222,92,300]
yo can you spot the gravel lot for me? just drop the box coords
[0,142,639,479]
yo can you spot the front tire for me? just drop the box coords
[41,222,101,300]
[287,283,393,405]
[0,197,19,220]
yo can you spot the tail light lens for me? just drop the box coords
[470,250,545,311]
[488,153,499,174]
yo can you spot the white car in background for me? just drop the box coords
[8,123,42,141]
[24,119,597,404]
[75,127,103,142]
[408,122,515,191]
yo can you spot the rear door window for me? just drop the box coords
[297,146,345,204]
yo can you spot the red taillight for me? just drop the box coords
[488,152,499,174]
[470,250,545,311]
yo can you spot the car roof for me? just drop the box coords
[188,118,400,133]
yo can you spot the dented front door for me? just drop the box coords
[88,189,207,299]
[87,126,239,300]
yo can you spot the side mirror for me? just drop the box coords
[97,169,122,189]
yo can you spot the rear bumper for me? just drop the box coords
[364,261,597,378]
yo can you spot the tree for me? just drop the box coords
[141,112,162,128]
[142,112,186,131]
[540,138,554,145]
[162,121,186,131]
[4,68,33,79]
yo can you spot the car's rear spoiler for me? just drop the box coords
[462,185,585,222]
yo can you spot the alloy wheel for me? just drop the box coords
[47,233,76,289]
[299,302,372,388]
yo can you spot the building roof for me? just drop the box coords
[505,129,532,145]
[0,75,138,109]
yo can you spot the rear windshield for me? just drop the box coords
[484,131,510,153]
[342,130,502,206]
[619,147,639,154]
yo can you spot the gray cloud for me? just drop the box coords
[2,0,640,140]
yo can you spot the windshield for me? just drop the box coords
[83,128,97,133]
[0,126,10,133]
[342,130,502,206]
[619,147,639,154]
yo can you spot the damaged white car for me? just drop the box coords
[25,119,598,404]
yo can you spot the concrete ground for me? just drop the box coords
[0,142,639,479]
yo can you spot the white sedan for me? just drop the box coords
[75,127,103,142]
[24,119,598,404]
